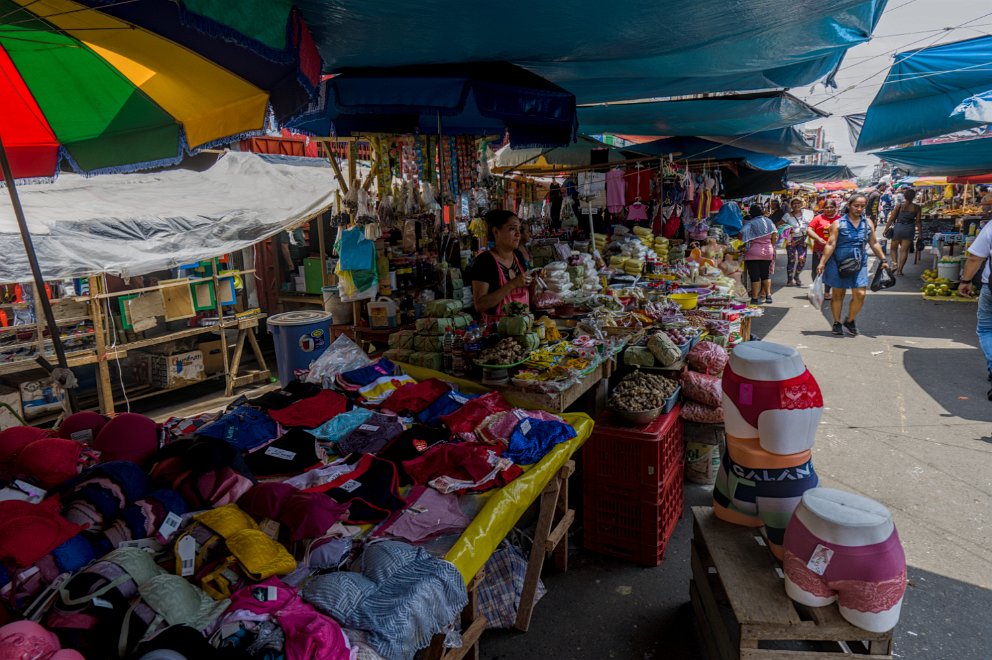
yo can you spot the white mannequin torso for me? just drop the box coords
[795,488,894,547]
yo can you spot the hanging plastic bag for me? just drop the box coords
[305,334,372,387]
[870,265,896,292]
[808,275,825,307]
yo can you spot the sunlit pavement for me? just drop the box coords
[481,247,991,660]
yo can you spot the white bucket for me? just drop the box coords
[937,259,962,282]
[321,287,353,325]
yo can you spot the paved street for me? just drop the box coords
[482,248,992,660]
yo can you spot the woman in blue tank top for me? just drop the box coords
[816,193,891,336]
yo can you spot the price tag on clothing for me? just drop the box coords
[155,511,183,544]
[806,544,835,576]
[358,424,380,432]
[339,479,362,493]
[177,535,197,577]
[70,429,94,443]
[92,597,113,609]
[13,480,46,503]
[118,538,163,553]
[251,585,279,602]
[520,419,532,435]
[264,446,296,461]
[451,393,469,404]
[260,519,281,539]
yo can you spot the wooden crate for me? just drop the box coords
[690,506,893,660]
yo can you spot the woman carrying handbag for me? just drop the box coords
[816,193,891,337]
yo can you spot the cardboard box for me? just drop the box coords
[199,340,227,375]
[149,350,205,389]
[19,378,65,419]
[0,387,24,430]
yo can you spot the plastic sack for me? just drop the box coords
[681,401,724,424]
[648,333,682,367]
[681,371,722,408]
[305,334,371,387]
[870,266,896,292]
[624,346,656,367]
[808,275,825,307]
[477,541,546,629]
[687,341,728,376]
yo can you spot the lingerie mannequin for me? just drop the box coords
[712,433,817,559]
[721,341,823,455]
[783,488,906,633]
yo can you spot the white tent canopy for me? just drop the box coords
[0,151,339,281]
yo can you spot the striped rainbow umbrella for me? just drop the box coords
[0,0,321,181]
[0,0,321,409]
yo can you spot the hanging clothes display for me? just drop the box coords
[605,168,625,213]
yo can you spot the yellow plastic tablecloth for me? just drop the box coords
[396,363,594,583]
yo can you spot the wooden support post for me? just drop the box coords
[317,210,329,287]
[348,141,358,190]
[224,330,247,397]
[514,460,576,632]
[88,276,114,414]
[246,329,269,374]
[211,260,232,396]
[327,147,349,195]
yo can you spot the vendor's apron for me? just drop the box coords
[481,251,530,329]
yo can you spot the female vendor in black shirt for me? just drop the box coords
[471,210,533,326]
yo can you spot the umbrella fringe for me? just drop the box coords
[60,144,185,178]
[176,3,296,66]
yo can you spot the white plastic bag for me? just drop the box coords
[305,334,371,387]
[808,275,825,308]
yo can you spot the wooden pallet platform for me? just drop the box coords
[690,506,894,660]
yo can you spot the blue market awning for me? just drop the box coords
[856,35,992,152]
[577,93,826,137]
[700,128,819,157]
[296,0,888,103]
[633,137,791,171]
[872,136,992,177]
[788,165,856,184]
[288,62,577,147]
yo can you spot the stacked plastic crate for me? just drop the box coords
[582,404,684,566]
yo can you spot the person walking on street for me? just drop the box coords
[807,199,841,300]
[782,198,812,286]
[742,204,777,305]
[816,193,891,336]
[958,220,992,400]
[882,188,922,277]
[866,183,885,225]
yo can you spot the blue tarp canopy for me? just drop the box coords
[872,136,992,176]
[856,35,992,152]
[788,165,857,183]
[287,62,577,147]
[633,137,791,171]
[296,0,888,104]
[577,93,826,137]
[700,128,818,156]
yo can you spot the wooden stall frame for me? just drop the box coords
[689,506,894,660]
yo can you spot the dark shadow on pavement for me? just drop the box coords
[898,346,991,422]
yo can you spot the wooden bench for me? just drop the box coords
[690,506,894,660]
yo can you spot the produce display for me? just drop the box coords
[609,370,678,412]
[478,337,531,366]
[920,268,958,297]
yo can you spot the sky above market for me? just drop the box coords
[803,0,990,171]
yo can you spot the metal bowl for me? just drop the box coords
[609,404,663,426]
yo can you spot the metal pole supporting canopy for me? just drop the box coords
[0,133,78,413]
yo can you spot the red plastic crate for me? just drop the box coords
[583,405,683,496]
[583,464,684,566]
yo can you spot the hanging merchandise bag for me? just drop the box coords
[808,275,825,307]
[869,266,896,292]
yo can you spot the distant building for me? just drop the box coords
[791,127,839,166]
